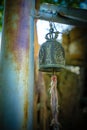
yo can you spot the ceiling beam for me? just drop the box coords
[36,3,87,27]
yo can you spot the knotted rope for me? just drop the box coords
[50,75,59,130]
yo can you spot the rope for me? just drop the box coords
[50,75,59,130]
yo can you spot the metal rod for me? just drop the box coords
[0,0,35,129]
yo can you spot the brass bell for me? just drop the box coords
[38,23,65,72]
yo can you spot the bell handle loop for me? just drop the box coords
[45,31,59,40]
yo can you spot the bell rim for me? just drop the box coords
[38,64,65,72]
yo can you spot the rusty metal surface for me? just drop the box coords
[0,0,35,130]
[37,3,87,27]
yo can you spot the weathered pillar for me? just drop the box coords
[0,0,35,130]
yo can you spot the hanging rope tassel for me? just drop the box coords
[50,75,59,130]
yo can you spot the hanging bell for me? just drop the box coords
[38,23,65,72]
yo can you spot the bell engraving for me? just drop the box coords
[38,22,65,72]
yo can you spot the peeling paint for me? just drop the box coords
[23,93,28,130]
[0,0,35,130]
[3,2,30,72]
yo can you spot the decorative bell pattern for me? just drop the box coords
[38,22,65,72]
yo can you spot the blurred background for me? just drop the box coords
[0,0,87,130]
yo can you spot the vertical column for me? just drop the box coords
[28,1,35,129]
[0,0,35,130]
